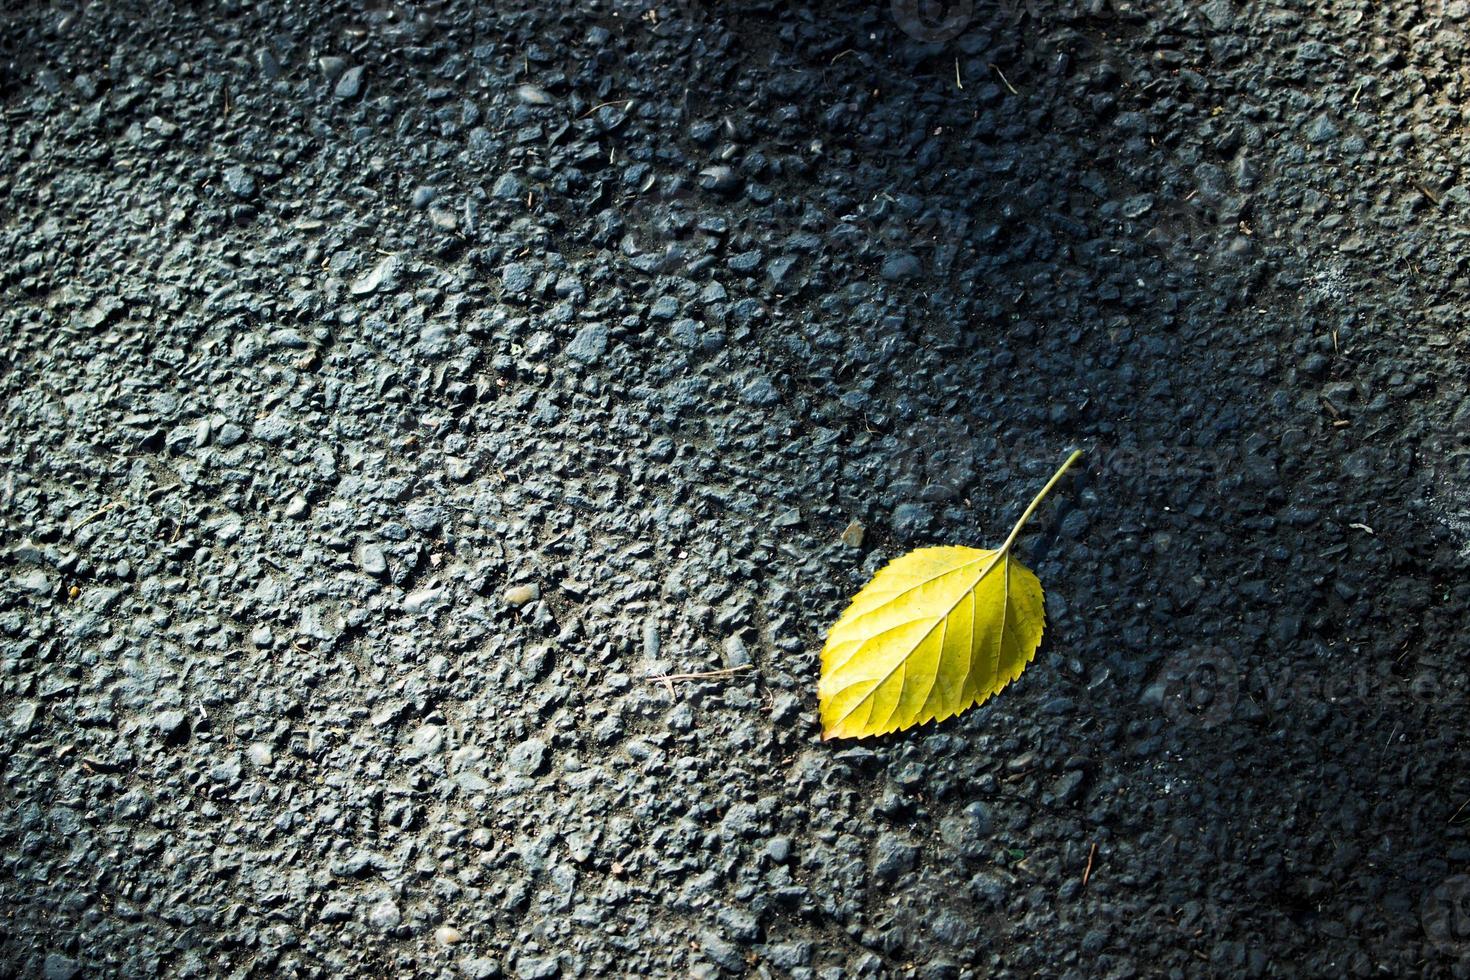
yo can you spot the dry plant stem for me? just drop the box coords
[998,450,1084,556]
[73,500,120,532]
[648,664,753,699]
[645,665,752,684]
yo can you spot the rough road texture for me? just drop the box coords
[3,1,1469,977]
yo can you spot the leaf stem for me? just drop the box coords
[998,450,1084,555]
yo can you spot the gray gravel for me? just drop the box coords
[2,1,1470,978]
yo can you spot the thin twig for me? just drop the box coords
[991,64,1019,95]
[1082,842,1097,887]
[579,99,633,118]
[72,501,120,532]
[646,665,752,697]
[646,665,752,684]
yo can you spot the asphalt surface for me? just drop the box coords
[2,1,1469,977]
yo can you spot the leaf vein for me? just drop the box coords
[826,552,1009,732]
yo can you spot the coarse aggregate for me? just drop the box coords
[3,1,1470,977]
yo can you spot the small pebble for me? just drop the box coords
[43,954,80,980]
[507,737,547,775]
[403,587,446,614]
[335,65,364,99]
[504,583,540,607]
[515,84,554,105]
[698,165,740,194]
[491,172,525,200]
[154,710,188,739]
[350,255,399,296]
[881,252,922,281]
[356,543,388,577]
[566,323,609,364]
[12,569,52,594]
[445,457,472,482]
[10,701,39,733]
[367,896,401,932]
[722,635,752,668]
[222,165,257,199]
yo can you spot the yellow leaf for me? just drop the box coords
[818,451,1082,740]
